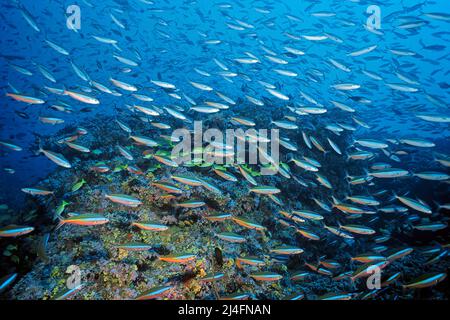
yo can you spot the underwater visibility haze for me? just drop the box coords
[0,0,449,300]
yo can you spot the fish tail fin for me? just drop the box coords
[433,201,442,211]
[286,153,293,162]
[35,138,44,155]
[345,153,351,162]
[431,152,437,162]
[331,195,339,205]
[344,170,351,180]
[112,43,121,52]
[55,215,65,231]
[363,168,369,177]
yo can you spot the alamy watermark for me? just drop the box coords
[66,264,81,289]
[366,5,381,30]
[66,5,81,31]
[366,266,381,290]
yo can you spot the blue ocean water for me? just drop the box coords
[0,0,449,208]
[0,0,449,300]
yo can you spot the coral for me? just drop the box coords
[2,115,449,301]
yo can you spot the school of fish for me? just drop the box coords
[0,0,449,300]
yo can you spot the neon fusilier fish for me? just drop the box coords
[105,194,142,207]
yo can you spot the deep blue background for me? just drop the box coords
[0,0,449,209]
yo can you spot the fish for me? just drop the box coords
[355,139,388,149]
[110,78,138,92]
[292,210,324,221]
[135,285,173,300]
[340,224,376,235]
[236,256,265,269]
[400,138,435,148]
[403,273,447,289]
[52,284,84,300]
[324,225,354,239]
[113,55,138,67]
[199,272,224,282]
[132,221,168,231]
[56,211,106,226]
[369,168,410,178]
[55,201,70,217]
[413,222,447,232]
[395,195,432,214]
[231,216,265,231]
[348,45,377,57]
[134,105,159,116]
[0,141,23,152]
[130,135,159,147]
[64,90,100,105]
[117,145,134,160]
[216,232,246,243]
[189,81,213,91]
[416,115,450,123]
[175,200,205,208]
[151,80,176,90]
[386,247,414,262]
[271,120,297,130]
[152,181,183,194]
[346,196,380,206]
[317,293,353,300]
[0,225,34,238]
[249,186,280,195]
[21,187,54,196]
[351,253,386,264]
[65,142,90,153]
[0,274,18,293]
[205,213,232,222]
[332,83,360,91]
[290,271,311,281]
[289,158,319,172]
[105,194,142,207]
[37,146,71,168]
[351,261,390,281]
[158,253,196,263]
[6,93,45,104]
[270,245,304,255]
[250,271,282,282]
[115,243,152,251]
[213,168,238,182]
[116,120,132,133]
[39,117,64,125]
[72,179,86,192]
[1,0,449,302]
